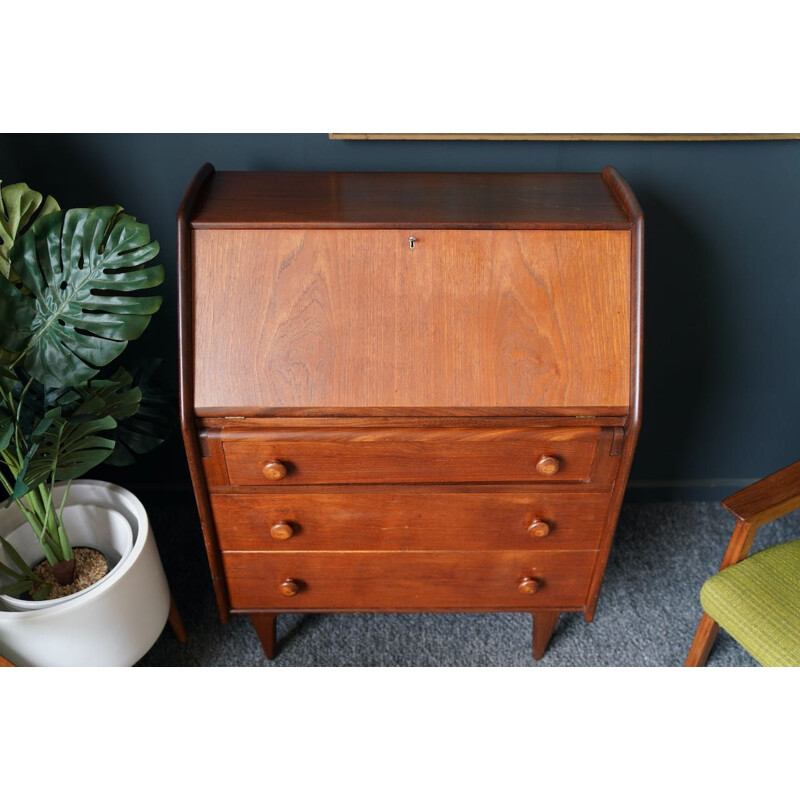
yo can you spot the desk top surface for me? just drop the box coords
[190,170,633,229]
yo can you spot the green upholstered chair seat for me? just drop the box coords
[700,538,800,667]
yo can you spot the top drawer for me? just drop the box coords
[192,229,631,415]
[219,426,605,486]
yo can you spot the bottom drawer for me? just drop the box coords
[222,550,597,611]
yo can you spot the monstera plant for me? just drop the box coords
[0,179,169,599]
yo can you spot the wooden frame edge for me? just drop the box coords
[177,162,232,623]
[584,167,644,619]
[330,133,799,142]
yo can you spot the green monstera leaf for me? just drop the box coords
[11,407,117,499]
[0,206,163,387]
[105,359,174,466]
[57,362,172,466]
[0,405,12,450]
[58,366,142,422]
[0,181,60,283]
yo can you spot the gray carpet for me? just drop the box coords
[137,499,796,667]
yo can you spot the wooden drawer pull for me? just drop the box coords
[527,519,551,538]
[535,455,560,476]
[263,460,287,481]
[270,522,294,540]
[518,577,541,595]
[279,578,300,597]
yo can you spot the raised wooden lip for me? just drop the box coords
[192,220,634,230]
[190,169,635,230]
[601,165,643,442]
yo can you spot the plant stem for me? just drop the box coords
[0,470,55,566]
[11,378,33,453]
[52,474,72,561]
[38,483,67,562]
[23,487,59,564]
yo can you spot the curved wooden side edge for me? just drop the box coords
[584,167,643,622]
[177,162,231,623]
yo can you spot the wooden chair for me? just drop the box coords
[685,459,800,666]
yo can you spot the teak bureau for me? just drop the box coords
[178,166,643,662]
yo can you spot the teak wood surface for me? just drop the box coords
[193,229,630,414]
[211,490,610,551]
[191,171,631,229]
[178,165,643,661]
[223,550,597,610]
[220,426,603,485]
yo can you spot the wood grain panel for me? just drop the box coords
[221,426,602,485]
[193,229,630,413]
[211,490,610,551]
[223,550,597,610]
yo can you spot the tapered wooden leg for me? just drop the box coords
[532,611,560,660]
[685,612,720,667]
[250,613,278,660]
[168,595,188,643]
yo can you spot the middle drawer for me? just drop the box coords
[220,426,604,486]
[211,490,609,551]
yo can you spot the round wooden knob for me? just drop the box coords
[270,522,294,540]
[527,519,551,538]
[518,577,541,595]
[279,578,300,597]
[263,460,287,481]
[536,455,560,476]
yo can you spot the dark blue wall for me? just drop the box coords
[1,133,798,499]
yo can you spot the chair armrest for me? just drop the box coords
[722,460,800,526]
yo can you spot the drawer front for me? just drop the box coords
[221,426,603,486]
[211,491,610,551]
[222,550,596,610]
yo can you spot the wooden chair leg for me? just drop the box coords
[685,612,720,667]
[168,594,188,643]
[532,611,560,660]
[250,612,278,660]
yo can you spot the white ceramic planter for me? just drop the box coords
[0,480,170,666]
[0,504,134,610]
